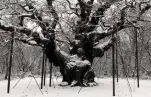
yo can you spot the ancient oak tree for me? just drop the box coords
[0,0,151,86]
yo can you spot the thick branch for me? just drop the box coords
[47,0,59,30]
[92,5,130,42]
[18,2,43,27]
[78,0,94,21]
[16,38,42,46]
[19,3,34,12]
[0,23,53,46]
[66,0,80,17]
[92,37,115,57]
[74,2,110,34]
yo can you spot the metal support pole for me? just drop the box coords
[112,34,115,96]
[41,49,45,89]
[116,35,118,82]
[7,32,14,93]
[49,63,53,87]
[43,55,47,86]
[135,28,139,88]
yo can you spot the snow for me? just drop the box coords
[0,77,151,97]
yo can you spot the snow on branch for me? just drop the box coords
[0,22,54,46]
[92,37,116,57]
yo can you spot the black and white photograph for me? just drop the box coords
[0,0,151,97]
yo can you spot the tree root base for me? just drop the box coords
[59,81,98,87]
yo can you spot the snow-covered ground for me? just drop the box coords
[0,77,151,97]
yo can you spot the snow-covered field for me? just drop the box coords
[0,77,151,97]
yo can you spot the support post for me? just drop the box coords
[5,50,9,80]
[7,32,14,93]
[116,35,118,82]
[135,28,139,88]
[41,49,45,89]
[43,54,47,86]
[112,34,115,96]
[49,63,53,87]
